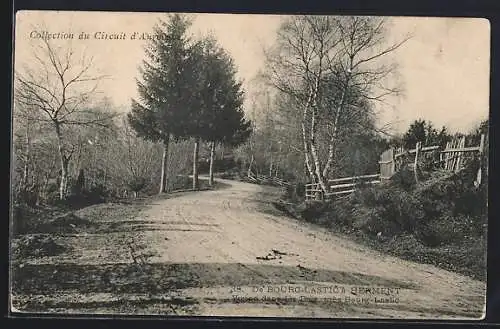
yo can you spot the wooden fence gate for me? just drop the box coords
[379,148,395,180]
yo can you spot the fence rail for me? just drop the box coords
[247,172,292,187]
[380,134,485,180]
[305,174,381,201]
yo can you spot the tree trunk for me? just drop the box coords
[308,105,328,194]
[310,142,327,193]
[59,158,69,200]
[301,113,315,183]
[54,122,69,200]
[248,154,254,177]
[414,141,421,184]
[322,133,338,180]
[269,157,273,177]
[209,141,216,186]
[159,135,170,194]
[192,137,200,190]
[22,121,30,192]
[301,87,316,184]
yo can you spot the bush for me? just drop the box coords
[325,197,356,228]
[57,183,109,209]
[168,175,192,191]
[341,186,424,236]
[16,187,38,207]
[12,204,29,235]
[140,182,161,196]
[219,168,244,180]
[198,158,238,174]
[419,150,440,172]
[127,177,147,194]
[13,235,68,258]
[417,212,486,247]
[299,201,327,223]
[389,166,416,190]
[45,182,60,204]
[284,182,306,202]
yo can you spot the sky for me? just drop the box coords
[14,11,490,134]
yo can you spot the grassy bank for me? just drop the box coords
[274,166,487,281]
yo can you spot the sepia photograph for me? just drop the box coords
[10,10,489,319]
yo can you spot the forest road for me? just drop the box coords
[13,178,485,319]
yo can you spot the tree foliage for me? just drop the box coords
[128,14,197,143]
[402,119,452,149]
[196,36,251,146]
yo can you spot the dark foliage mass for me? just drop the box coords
[402,119,452,149]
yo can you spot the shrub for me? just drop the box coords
[419,150,440,172]
[168,175,192,191]
[349,187,424,236]
[12,204,29,235]
[16,187,38,207]
[389,166,416,190]
[86,184,109,201]
[127,177,147,194]
[416,166,485,222]
[299,201,327,222]
[416,212,485,247]
[55,181,111,209]
[284,182,306,202]
[325,196,355,228]
[45,182,60,204]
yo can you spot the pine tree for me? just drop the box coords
[127,14,197,193]
[189,36,252,187]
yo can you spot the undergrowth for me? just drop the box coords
[278,163,487,281]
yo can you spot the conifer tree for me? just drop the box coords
[189,36,252,187]
[128,14,197,193]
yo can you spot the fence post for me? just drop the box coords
[444,141,449,170]
[414,141,421,184]
[475,133,486,187]
[479,133,485,155]
[455,136,465,172]
[391,147,396,177]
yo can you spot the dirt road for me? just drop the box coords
[11,178,486,319]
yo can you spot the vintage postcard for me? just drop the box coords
[10,10,489,319]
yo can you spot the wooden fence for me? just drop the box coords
[247,172,292,187]
[379,134,485,180]
[305,174,380,201]
[305,133,486,202]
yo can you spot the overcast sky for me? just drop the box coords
[14,11,490,133]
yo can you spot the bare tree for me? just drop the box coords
[264,15,409,193]
[14,36,114,200]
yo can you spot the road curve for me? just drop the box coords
[13,178,486,319]
[130,178,486,319]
